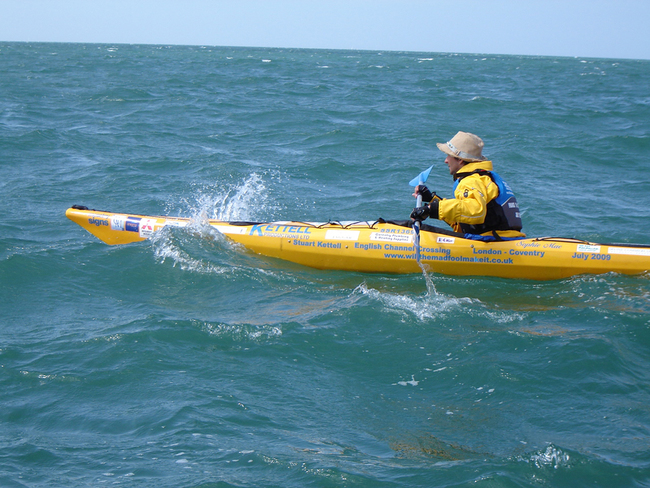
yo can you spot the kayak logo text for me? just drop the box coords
[88,217,109,227]
[250,224,312,237]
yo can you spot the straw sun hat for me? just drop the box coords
[436,131,486,162]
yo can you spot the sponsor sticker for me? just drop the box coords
[139,218,157,238]
[125,217,141,233]
[437,236,455,244]
[370,232,413,244]
[110,215,127,231]
[213,225,247,235]
[163,219,188,228]
[608,247,650,257]
[325,230,360,241]
[576,244,601,253]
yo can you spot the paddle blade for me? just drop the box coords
[409,165,433,187]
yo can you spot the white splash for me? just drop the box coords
[152,173,276,274]
[352,282,476,322]
[184,173,269,222]
[526,445,571,469]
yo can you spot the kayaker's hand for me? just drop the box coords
[410,205,430,221]
[412,185,433,203]
[411,200,440,221]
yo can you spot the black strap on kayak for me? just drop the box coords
[71,204,109,212]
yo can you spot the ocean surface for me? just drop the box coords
[1,42,650,487]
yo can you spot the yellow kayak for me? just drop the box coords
[66,205,650,280]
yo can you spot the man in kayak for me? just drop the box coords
[411,131,526,240]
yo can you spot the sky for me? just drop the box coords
[1,0,649,60]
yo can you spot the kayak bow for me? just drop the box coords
[66,206,650,280]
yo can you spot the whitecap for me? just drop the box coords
[395,375,419,386]
[522,445,571,469]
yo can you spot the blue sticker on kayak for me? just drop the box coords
[125,217,141,232]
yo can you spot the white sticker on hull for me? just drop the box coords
[139,218,157,238]
[163,219,188,228]
[213,225,248,235]
[325,230,360,241]
[576,244,601,253]
[608,247,650,256]
[110,215,127,231]
[436,236,455,244]
[370,232,413,244]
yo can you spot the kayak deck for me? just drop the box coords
[66,206,650,280]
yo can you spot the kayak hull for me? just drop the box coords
[66,206,650,280]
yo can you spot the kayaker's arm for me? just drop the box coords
[438,174,498,226]
[411,174,498,227]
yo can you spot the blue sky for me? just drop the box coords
[1,0,649,60]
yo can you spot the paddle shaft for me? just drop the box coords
[414,182,423,262]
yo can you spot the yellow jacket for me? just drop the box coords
[438,161,525,238]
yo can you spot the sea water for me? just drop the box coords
[1,42,650,487]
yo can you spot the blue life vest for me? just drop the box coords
[453,170,523,235]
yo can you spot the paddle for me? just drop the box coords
[409,166,434,262]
